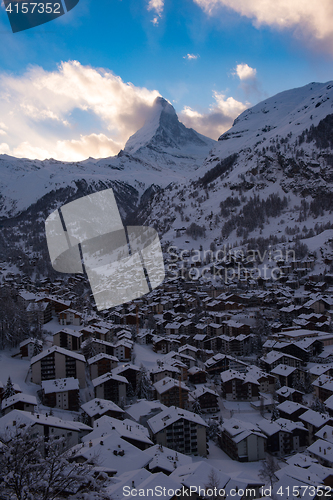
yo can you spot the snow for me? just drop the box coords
[41,377,79,394]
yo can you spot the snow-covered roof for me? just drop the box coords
[143,444,192,473]
[30,345,85,364]
[42,377,79,394]
[170,461,230,495]
[189,386,218,400]
[70,431,151,476]
[81,398,124,417]
[153,377,189,395]
[0,410,92,435]
[1,393,37,409]
[104,469,152,499]
[299,409,331,427]
[147,406,208,434]
[53,328,83,338]
[271,364,297,376]
[82,415,153,446]
[92,372,128,387]
[276,401,306,415]
[19,337,43,348]
[87,353,119,364]
[315,424,333,444]
[307,438,333,464]
[125,400,168,422]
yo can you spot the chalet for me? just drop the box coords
[150,365,180,384]
[258,418,308,456]
[189,387,219,413]
[221,369,260,401]
[299,410,333,444]
[70,430,151,476]
[92,372,127,404]
[30,346,86,388]
[147,406,208,457]
[277,401,308,422]
[87,353,119,380]
[113,339,133,361]
[220,418,266,462]
[307,439,333,467]
[125,400,168,428]
[144,444,192,475]
[188,366,207,385]
[1,393,37,415]
[81,398,124,425]
[85,415,153,450]
[19,338,43,359]
[58,308,82,326]
[260,350,302,372]
[276,386,304,404]
[271,364,298,387]
[27,300,52,326]
[204,353,229,375]
[81,338,115,357]
[153,377,189,409]
[41,377,80,411]
[112,364,140,391]
[52,328,83,351]
[0,410,91,450]
[222,320,250,337]
[170,461,230,499]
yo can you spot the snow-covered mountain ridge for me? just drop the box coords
[0,96,215,219]
[1,82,333,273]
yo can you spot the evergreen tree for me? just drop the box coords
[33,338,42,357]
[3,376,16,400]
[136,364,153,400]
[192,398,202,415]
[82,337,97,359]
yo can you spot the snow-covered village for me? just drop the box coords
[1,2,333,496]
[1,80,333,499]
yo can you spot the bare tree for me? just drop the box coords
[0,424,108,500]
[204,468,222,500]
[258,454,279,488]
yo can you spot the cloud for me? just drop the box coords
[193,0,333,52]
[180,90,249,139]
[183,54,199,60]
[147,0,164,25]
[233,63,256,80]
[0,61,160,161]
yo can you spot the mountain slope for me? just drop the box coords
[136,82,333,273]
[0,98,216,219]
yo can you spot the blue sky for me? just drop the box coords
[0,0,332,160]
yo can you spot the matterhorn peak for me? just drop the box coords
[124,96,215,156]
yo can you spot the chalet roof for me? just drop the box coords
[30,345,85,365]
[153,377,189,395]
[0,410,91,435]
[1,393,37,409]
[87,353,119,365]
[42,377,79,394]
[92,372,128,387]
[82,415,153,446]
[147,406,207,434]
[81,398,124,417]
[300,409,331,427]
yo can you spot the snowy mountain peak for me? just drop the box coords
[124,96,215,156]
